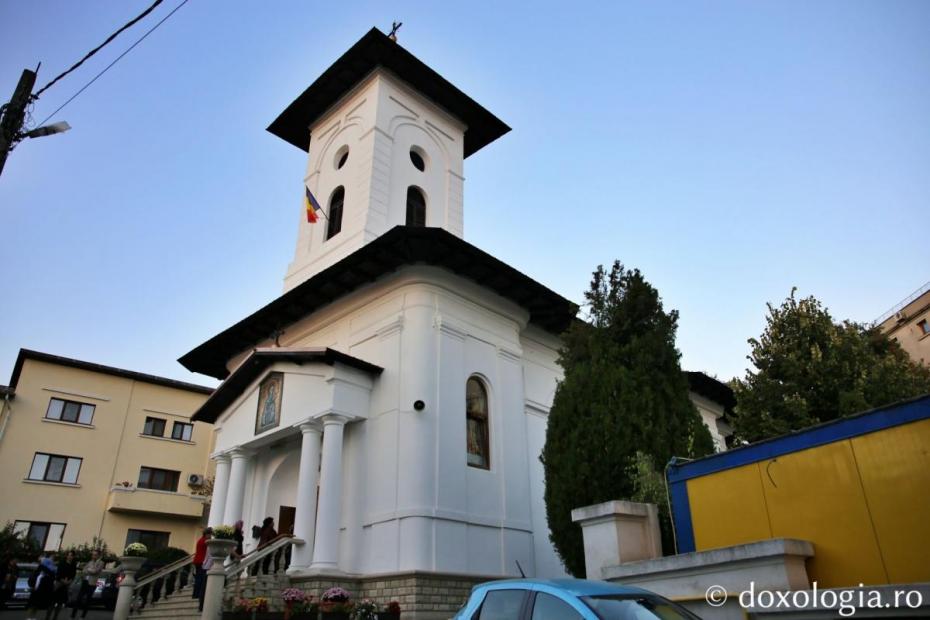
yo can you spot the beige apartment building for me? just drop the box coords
[0,349,215,554]
[877,281,930,367]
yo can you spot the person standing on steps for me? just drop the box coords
[191,528,212,602]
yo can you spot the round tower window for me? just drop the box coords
[409,147,426,172]
[335,146,349,170]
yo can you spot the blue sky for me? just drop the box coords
[1,0,928,387]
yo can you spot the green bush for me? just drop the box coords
[59,536,117,563]
[0,521,39,561]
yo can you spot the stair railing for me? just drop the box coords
[131,553,195,611]
[225,534,300,601]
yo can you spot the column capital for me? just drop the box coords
[293,419,323,434]
[228,447,254,460]
[317,412,351,427]
[211,451,232,463]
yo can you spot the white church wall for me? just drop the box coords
[212,266,569,576]
[691,392,728,452]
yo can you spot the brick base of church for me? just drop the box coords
[230,571,506,619]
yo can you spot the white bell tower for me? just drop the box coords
[268,29,509,293]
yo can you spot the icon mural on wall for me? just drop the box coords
[256,372,283,434]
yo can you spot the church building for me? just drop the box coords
[179,28,731,595]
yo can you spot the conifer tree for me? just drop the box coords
[541,261,714,577]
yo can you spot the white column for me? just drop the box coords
[309,414,348,571]
[288,423,323,572]
[222,448,250,526]
[207,454,231,527]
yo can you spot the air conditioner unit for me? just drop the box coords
[188,474,204,487]
[895,311,908,322]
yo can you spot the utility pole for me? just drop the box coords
[0,68,38,178]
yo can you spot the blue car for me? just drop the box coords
[451,578,701,620]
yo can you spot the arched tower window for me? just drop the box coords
[466,377,490,469]
[326,186,344,240]
[406,186,426,227]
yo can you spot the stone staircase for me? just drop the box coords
[134,590,202,619]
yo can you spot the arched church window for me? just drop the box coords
[409,146,426,171]
[335,145,349,170]
[326,186,344,240]
[466,377,490,469]
[406,186,426,227]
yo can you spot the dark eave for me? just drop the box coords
[9,349,213,395]
[685,371,736,413]
[0,385,13,400]
[179,226,578,380]
[267,28,510,158]
[191,348,382,423]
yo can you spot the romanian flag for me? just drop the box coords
[304,186,322,223]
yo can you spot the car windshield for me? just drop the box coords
[582,595,699,620]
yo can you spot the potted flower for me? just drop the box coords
[120,542,148,572]
[378,601,401,620]
[225,596,276,620]
[353,599,378,620]
[281,588,317,619]
[208,524,239,562]
[320,586,353,620]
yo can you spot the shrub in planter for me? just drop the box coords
[320,587,353,619]
[225,597,278,620]
[123,542,148,557]
[281,588,318,619]
[213,524,237,540]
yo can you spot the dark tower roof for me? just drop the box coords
[267,28,510,158]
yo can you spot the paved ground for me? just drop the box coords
[0,609,112,619]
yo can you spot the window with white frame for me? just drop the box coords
[45,398,95,425]
[143,416,167,437]
[27,453,82,484]
[171,421,193,442]
[13,521,66,551]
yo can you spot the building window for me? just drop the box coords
[28,453,82,484]
[13,521,66,551]
[409,146,426,171]
[406,186,426,227]
[143,416,167,437]
[466,377,490,469]
[326,186,344,240]
[45,398,94,425]
[919,319,929,335]
[171,421,193,442]
[126,529,170,551]
[335,145,349,170]
[138,466,180,492]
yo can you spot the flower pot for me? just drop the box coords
[118,555,147,572]
[207,538,238,561]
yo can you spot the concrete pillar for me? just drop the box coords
[222,448,251,526]
[112,557,145,620]
[309,414,347,571]
[207,453,231,527]
[571,500,663,579]
[201,539,237,620]
[288,422,323,572]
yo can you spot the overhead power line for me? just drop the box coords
[33,0,165,99]
[35,0,192,127]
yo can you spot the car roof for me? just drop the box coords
[479,578,654,597]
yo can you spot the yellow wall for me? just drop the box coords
[0,357,213,554]
[686,418,930,587]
